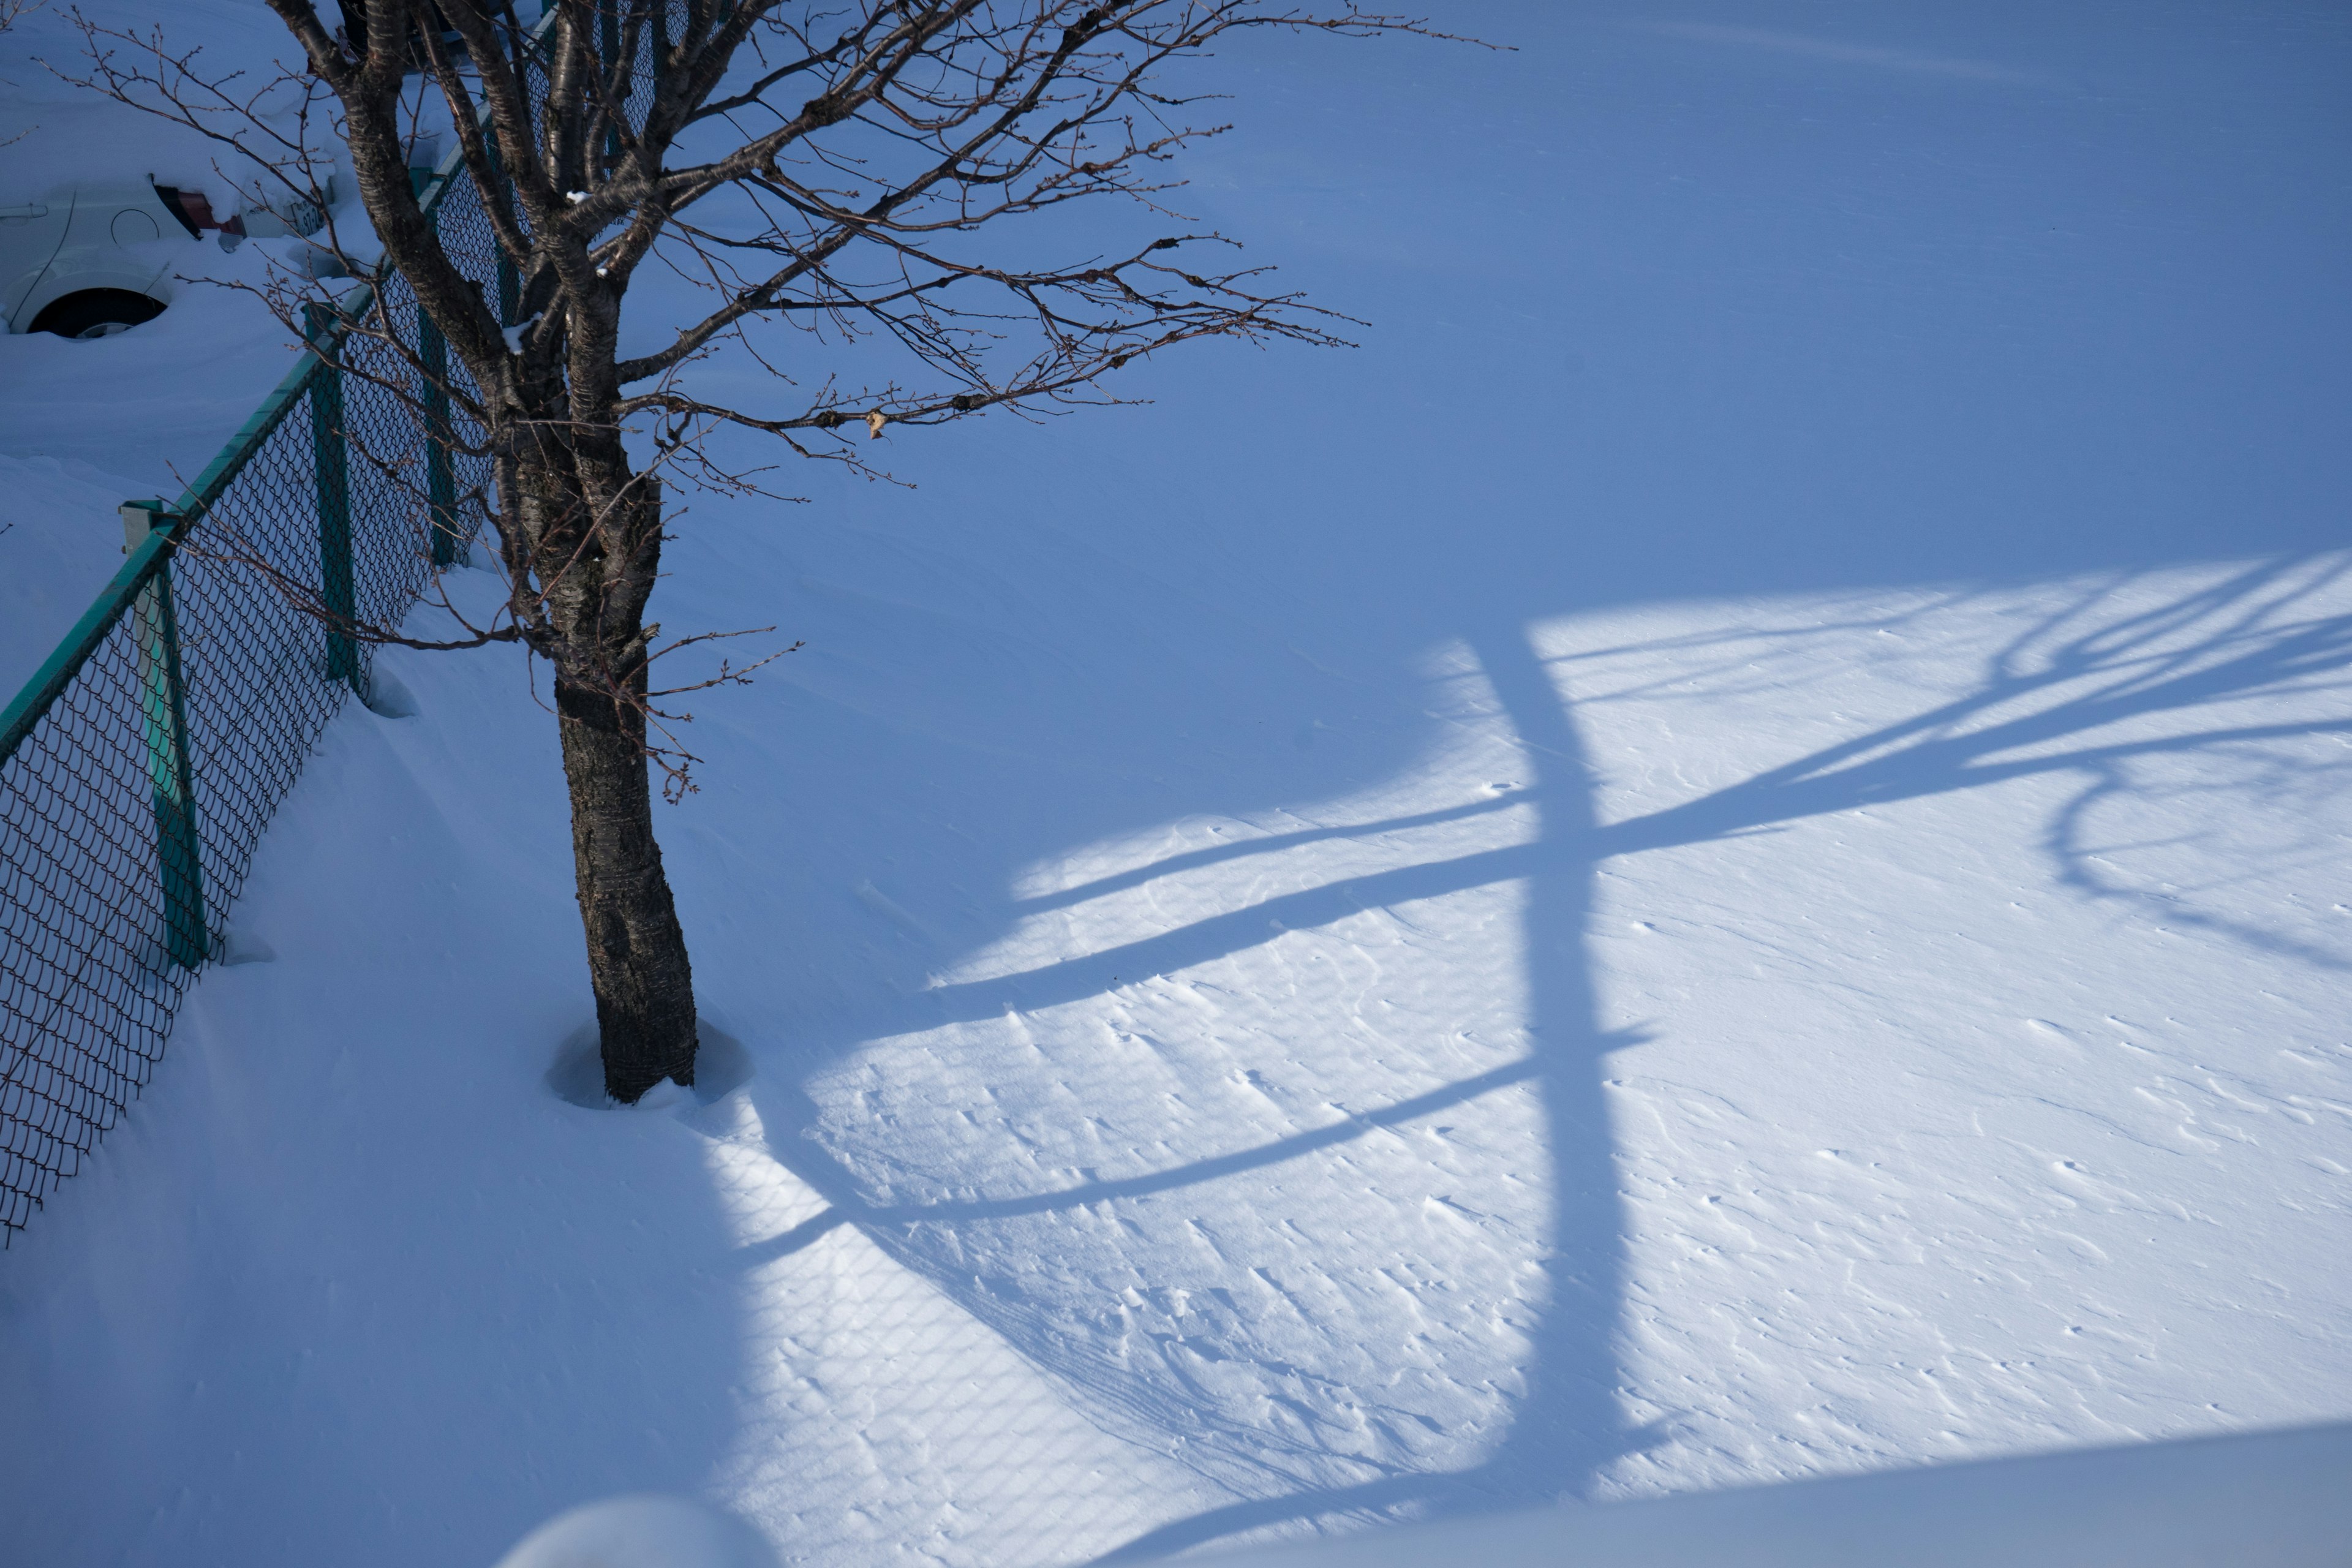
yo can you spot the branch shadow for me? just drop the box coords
[707,552,2352,1558]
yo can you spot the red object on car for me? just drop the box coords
[153,186,245,239]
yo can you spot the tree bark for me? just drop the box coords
[558,669,697,1101]
[538,467,698,1102]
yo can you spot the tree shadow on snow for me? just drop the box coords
[707,549,2352,1557]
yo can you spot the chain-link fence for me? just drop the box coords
[0,2,669,1240]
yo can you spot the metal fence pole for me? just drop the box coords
[486,137,521,326]
[302,304,362,693]
[601,0,623,170]
[416,218,463,568]
[405,168,462,567]
[420,312,460,567]
[119,500,207,970]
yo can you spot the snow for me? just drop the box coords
[3,3,2351,1566]
[495,1494,780,1568]
[1212,1419,2352,1568]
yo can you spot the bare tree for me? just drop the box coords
[70,1,1454,1101]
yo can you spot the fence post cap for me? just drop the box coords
[118,498,172,552]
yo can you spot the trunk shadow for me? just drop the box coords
[703,556,2352,1559]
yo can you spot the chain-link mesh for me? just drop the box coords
[0,3,670,1240]
[0,323,491,1238]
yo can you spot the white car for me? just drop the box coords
[0,178,326,337]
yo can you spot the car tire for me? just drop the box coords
[28,288,166,339]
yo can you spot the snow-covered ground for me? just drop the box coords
[4,3,2350,1566]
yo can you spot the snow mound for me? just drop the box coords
[494,1495,777,1568]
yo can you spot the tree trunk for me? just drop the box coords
[558,669,698,1101]
[536,466,698,1102]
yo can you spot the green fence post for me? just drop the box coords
[487,137,521,327]
[303,304,362,693]
[411,209,462,568]
[419,312,459,567]
[600,0,622,170]
[119,500,207,971]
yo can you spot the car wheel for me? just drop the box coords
[28,288,166,339]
